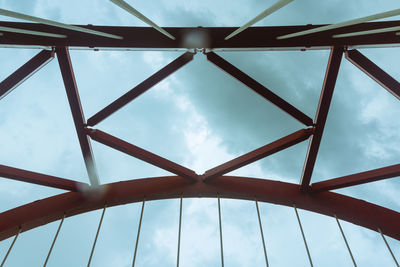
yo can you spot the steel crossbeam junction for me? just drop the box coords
[1,16,400,250]
[1,21,400,50]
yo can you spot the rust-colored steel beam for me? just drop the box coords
[311,164,400,193]
[345,49,400,100]
[0,49,54,100]
[1,21,400,49]
[1,176,400,242]
[56,47,100,186]
[203,128,314,182]
[86,52,194,126]
[86,128,198,181]
[300,47,343,191]
[0,164,87,191]
[206,52,313,126]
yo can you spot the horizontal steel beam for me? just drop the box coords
[311,164,400,192]
[203,128,314,181]
[300,47,343,191]
[0,164,87,191]
[206,52,313,126]
[87,52,194,126]
[345,49,400,100]
[0,49,54,99]
[1,176,400,242]
[1,21,400,49]
[86,128,198,181]
[56,47,100,186]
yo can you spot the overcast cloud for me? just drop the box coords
[1,0,400,266]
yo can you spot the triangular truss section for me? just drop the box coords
[0,14,400,247]
[0,49,89,191]
[300,47,343,191]
[86,52,195,127]
[3,45,398,194]
[310,49,400,193]
[202,128,313,181]
[86,128,197,181]
[205,52,313,127]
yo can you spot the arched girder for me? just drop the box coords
[0,176,399,241]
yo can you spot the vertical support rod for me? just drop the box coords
[378,228,400,267]
[334,215,357,266]
[176,197,183,267]
[293,205,313,267]
[132,200,145,267]
[0,228,21,267]
[255,200,269,267]
[87,205,107,267]
[218,197,225,267]
[56,46,100,186]
[43,214,65,267]
[300,46,343,191]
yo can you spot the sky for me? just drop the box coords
[0,0,400,266]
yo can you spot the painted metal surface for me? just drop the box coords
[0,14,400,253]
[0,49,54,99]
[206,52,313,126]
[203,128,314,181]
[87,52,194,126]
[311,164,400,192]
[300,47,343,191]
[1,176,400,242]
[0,164,88,191]
[346,49,400,100]
[1,21,400,49]
[56,47,100,186]
[86,128,198,181]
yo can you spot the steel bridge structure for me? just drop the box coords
[0,19,400,266]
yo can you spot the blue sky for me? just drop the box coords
[0,0,400,266]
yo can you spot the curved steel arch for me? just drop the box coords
[1,176,399,242]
